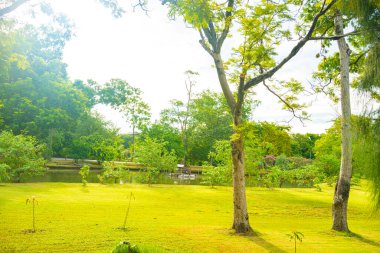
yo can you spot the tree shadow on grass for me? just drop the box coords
[349,232,380,248]
[230,230,287,253]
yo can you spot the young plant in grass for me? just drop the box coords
[79,165,90,186]
[112,241,165,253]
[287,231,304,253]
[25,196,38,233]
[121,192,135,230]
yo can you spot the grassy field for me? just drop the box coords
[0,183,379,253]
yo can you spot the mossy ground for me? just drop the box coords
[0,183,379,252]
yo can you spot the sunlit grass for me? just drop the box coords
[0,183,379,252]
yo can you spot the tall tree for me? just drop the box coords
[162,0,337,233]
[305,0,379,231]
[99,79,151,159]
[160,70,198,165]
[331,10,352,232]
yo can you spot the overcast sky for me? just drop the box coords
[16,0,369,134]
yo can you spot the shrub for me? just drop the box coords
[112,241,165,253]
[98,162,130,184]
[134,168,160,185]
[287,156,312,168]
[0,164,10,182]
[286,165,322,187]
[261,166,288,188]
[0,131,46,182]
[314,154,340,177]
[135,138,177,185]
[275,154,292,170]
[79,165,90,186]
[201,165,231,187]
[263,155,276,168]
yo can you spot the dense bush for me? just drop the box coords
[0,131,46,182]
[98,162,130,184]
[286,165,322,187]
[287,156,312,168]
[112,241,164,253]
[275,154,292,170]
[313,154,340,178]
[135,138,177,185]
[79,165,90,186]
[201,165,231,187]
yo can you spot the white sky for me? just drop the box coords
[14,0,369,134]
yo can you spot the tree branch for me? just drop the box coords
[244,0,338,90]
[216,0,234,53]
[0,0,29,17]
[310,31,360,40]
[262,80,306,125]
[199,30,214,57]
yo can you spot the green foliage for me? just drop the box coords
[69,114,124,162]
[112,241,165,253]
[208,140,231,167]
[245,122,293,157]
[79,165,90,186]
[275,154,292,170]
[314,120,341,159]
[286,156,312,169]
[99,79,151,159]
[0,164,10,182]
[187,90,235,164]
[286,165,322,188]
[140,123,184,161]
[261,166,286,188]
[0,20,125,160]
[314,154,340,179]
[201,165,232,188]
[354,115,380,209]
[135,138,177,185]
[0,131,46,182]
[287,231,304,253]
[98,162,129,184]
[291,133,320,159]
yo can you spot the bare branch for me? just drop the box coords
[0,0,29,17]
[132,0,149,14]
[244,0,338,90]
[262,80,306,125]
[310,31,361,40]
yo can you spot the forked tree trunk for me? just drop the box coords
[213,52,252,233]
[231,114,251,233]
[332,10,352,232]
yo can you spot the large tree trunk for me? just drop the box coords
[332,10,352,232]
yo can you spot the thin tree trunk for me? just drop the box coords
[231,114,252,233]
[213,52,251,233]
[131,125,135,162]
[332,10,352,232]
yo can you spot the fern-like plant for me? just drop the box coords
[26,196,38,232]
[287,231,304,253]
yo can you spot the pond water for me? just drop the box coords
[26,169,204,185]
[25,169,306,188]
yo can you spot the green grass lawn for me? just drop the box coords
[0,183,379,253]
